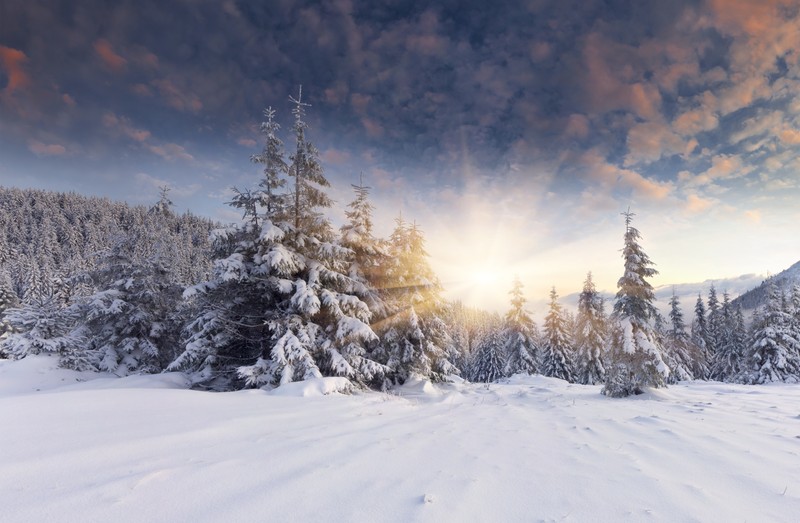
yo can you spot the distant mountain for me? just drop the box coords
[558,272,768,321]
[732,260,800,311]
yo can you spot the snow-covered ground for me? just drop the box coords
[1,356,799,523]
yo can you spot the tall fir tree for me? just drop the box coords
[376,218,457,383]
[250,106,289,220]
[339,178,388,321]
[709,291,743,381]
[574,272,607,385]
[503,276,539,376]
[603,210,669,397]
[690,293,710,379]
[171,95,385,389]
[663,290,697,382]
[541,287,575,382]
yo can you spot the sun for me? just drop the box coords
[471,268,500,286]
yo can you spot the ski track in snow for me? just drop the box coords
[1,357,799,522]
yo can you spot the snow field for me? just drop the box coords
[1,357,799,522]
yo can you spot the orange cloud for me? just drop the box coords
[684,193,715,214]
[94,39,127,70]
[28,140,66,156]
[0,46,31,94]
[707,0,793,37]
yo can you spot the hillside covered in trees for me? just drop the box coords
[2,95,799,393]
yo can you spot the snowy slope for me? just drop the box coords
[734,260,800,311]
[1,357,799,522]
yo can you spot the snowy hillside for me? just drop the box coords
[734,260,800,311]
[1,356,799,523]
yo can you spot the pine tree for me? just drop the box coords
[469,328,506,383]
[2,294,92,370]
[503,276,538,376]
[340,178,388,321]
[250,106,288,220]
[602,210,669,397]
[376,218,457,383]
[741,283,800,384]
[575,272,607,384]
[706,284,722,361]
[172,96,385,389]
[662,290,696,382]
[79,232,183,376]
[690,293,710,379]
[541,287,575,382]
[709,291,743,381]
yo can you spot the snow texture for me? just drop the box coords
[1,356,799,522]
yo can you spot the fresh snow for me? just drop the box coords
[1,356,799,522]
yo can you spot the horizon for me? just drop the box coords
[2,0,799,312]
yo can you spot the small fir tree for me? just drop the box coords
[503,276,539,376]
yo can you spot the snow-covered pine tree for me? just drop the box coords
[690,293,710,379]
[706,284,722,360]
[503,276,538,376]
[469,328,506,383]
[250,106,288,220]
[149,186,174,217]
[541,287,575,382]
[173,95,385,389]
[376,217,457,383]
[574,272,607,384]
[662,290,696,382]
[741,282,800,384]
[709,291,743,381]
[0,269,19,356]
[339,177,388,321]
[602,210,669,397]
[2,294,92,370]
[79,231,183,376]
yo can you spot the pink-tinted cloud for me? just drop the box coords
[151,78,202,113]
[321,148,351,165]
[237,137,257,147]
[361,117,384,137]
[684,193,715,214]
[581,148,673,201]
[0,46,30,95]
[147,143,194,162]
[28,140,66,156]
[93,39,127,71]
[61,93,76,106]
[131,83,153,96]
[103,112,151,142]
[564,114,589,139]
[625,121,687,166]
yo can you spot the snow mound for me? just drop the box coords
[267,376,353,397]
[0,355,108,397]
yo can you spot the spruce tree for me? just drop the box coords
[250,106,288,220]
[742,283,800,384]
[172,95,385,389]
[541,287,575,382]
[709,291,743,381]
[575,272,607,384]
[340,178,388,321]
[469,328,506,383]
[663,290,696,382]
[376,218,457,383]
[503,276,538,376]
[602,210,669,397]
[690,293,710,379]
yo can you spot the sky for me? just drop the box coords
[2,0,800,314]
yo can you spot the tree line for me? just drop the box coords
[1,89,798,396]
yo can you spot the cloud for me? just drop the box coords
[237,137,257,147]
[684,193,716,214]
[625,121,688,166]
[151,78,202,113]
[28,140,67,156]
[93,39,127,71]
[135,172,201,197]
[146,143,194,162]
[580,149,673,201]
[0,46,30,95]
[683,154,753,188]
[743,209,761,224]
[102,112,151,142]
